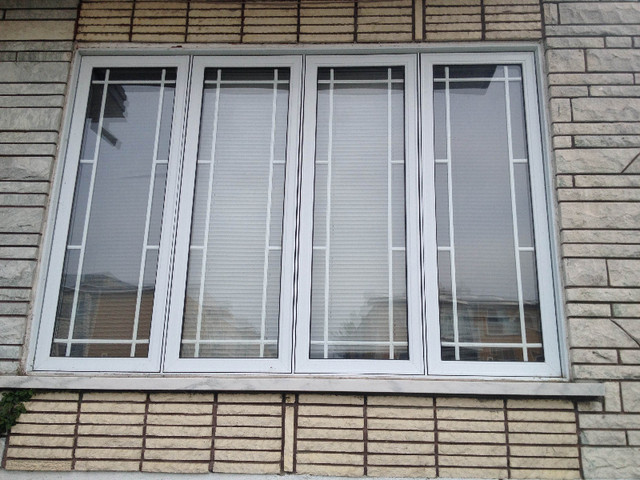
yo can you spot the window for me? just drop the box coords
[33,52,561,377]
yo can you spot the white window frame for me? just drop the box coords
[33,55,190,372]
[31,50,563,379]
[164,56,302,373]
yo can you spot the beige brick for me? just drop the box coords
[18,413,77,424]
[439,432,506,444]
[297,428,363,441]
[6,447,72,459]
[9,435,74,448]
[367,430,434,442]
[368,466,437,477]
[216,415,281,427]
[4,460,72,471]
[297,440,364,453]
[367,395,432,407]
[283,404,295,472]
[31,392,79,402]
[439,455,507,467]
[146,425,210,437]
[367,418,433,431]
[437,398,504,410]
[367,454,435,466]
[75,460,139,471]
[437,408,504,421]
[509,433,577,445]
[23,400,78,413]
[213,461,281,474]
[509,422,576,434]
[511,457,580,469]
[439,444,507,456]
[0,20,75,40]
[367,406,433,419]
[77,436,143,448]
[142,461,210,473]
[79,414,144,425]
[298,416,363,429]
[82,392,147,402]
[297,452,363,465]
[81,402,146,414]
[438,420,505,432]
[146,414,212,426]
[144,449,210,461]
[145,437,211,449]
[439,467,508,478]
[215,438,279,450]
[510,445,579,457]
[75,448,141,460]
[511,469,581,479]
[298,405,363,417]
[215,426,282,438]
[215,449,280,462]
[148,403,213,414]
[217,393,281,403]
[78,425,144,436]
[368,442,433,455]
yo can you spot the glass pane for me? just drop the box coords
[181,67,289,359]
[309,66,408,360]
[509,78,527,160]
[435,64,543,363]
[51,68,175,358]
[433,82,447,159]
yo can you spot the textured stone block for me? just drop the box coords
[547,49,585,72]
[568,319,637,348]
[573,97,640,122]
[560,3,640,25]
[0,20,75,40]
[582,447,640,479]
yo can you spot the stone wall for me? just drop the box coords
[542,1,640,478]
[1,0,640,479]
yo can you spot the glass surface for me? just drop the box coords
[309,66,408,360]
[180,67,289,359]
[434,64,543,362]
[51,68,176,358]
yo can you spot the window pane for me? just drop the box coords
[180,67,289,359]
[51,68,175,358]
[434,64,543,363]
[309,66,409,360]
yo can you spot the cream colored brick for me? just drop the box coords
[509,433,577,445]
[217,393,281,403]
[215,426,282,438]
[215,449,280,462]
[439,444,507,456]
[144,449,210,461]
[507,399,574,410]
[18,413,77,424]
[217,404,281,415]
[370,466,436,477]
[187,33,242,42]
[438,420,505,432]
[6,447,72,459]
[215,438,280,450]
[132,26,186,34]
[507,410,576,422]
[439,467,508,479]
[357,32,413,42]
[367,454,435,466]
[367,418,433,431]
[78,24,131,34]
[368,442,433,455]
[31,392,79,402]
[509,421,576,434]
[148,403,212,415]
[511,457,580,469]
[367,407,433,419]
[298,416,364,429]
[426,22,481,31]
[436,397,503,409]
[77,33,130,42]
[367,430,434,442]
[81,2,133,10]
[213,461,281,474]
[296,464,364,477]
[133,17,188,26]
[131,34,185,42]
[299,405,363,417]
[438,432,506,444]
[510,445,579,457]
[145,437,211,449]
[81,402,146,414]
[146,425,210,437]
[146,414,211,426]
[78,425,144,436]
[24,400,78,413]
[437,408,504,421]
[299,33,354,43]
[79,413,144,425]
[297,452,363,465]
[216,415,281,427]
[9,435,74,447]
[134,1,187,9]
[439,455,507,467]
[510,469,581,479]
[142,461,209,473]
[0,20,75,40]
[283,404,295,472]
[75,448,141,460]
[300,24,354,34]
[367,395,432,407]
[297,428,363,440]
[75,460,139,471]
[297,440,364,453]
[486,30,540,40]
[77,436,143,448]
[10,424,76,435]
[4,460,72,471]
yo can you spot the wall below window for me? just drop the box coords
[3,392,581,479]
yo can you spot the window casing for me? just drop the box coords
[33,51,561,378]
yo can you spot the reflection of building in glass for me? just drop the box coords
[439,293,543,363]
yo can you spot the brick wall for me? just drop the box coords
[1,0,640,479]
[3,392,582,479]
[542,1,640,478]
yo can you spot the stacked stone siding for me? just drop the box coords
[1,0,640,479]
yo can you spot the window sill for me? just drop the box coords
[0,374,603,398]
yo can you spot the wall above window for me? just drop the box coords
[32,51,562,378]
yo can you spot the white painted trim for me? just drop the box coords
[0,375,602,397]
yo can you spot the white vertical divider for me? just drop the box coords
[64,69,110,357]
[130,68,167,357]
[323,68,335,359]
[503,66,528,362]
[386,67,395,360]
